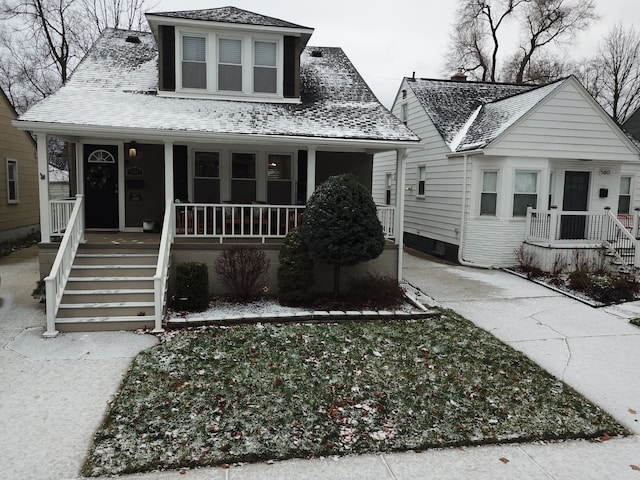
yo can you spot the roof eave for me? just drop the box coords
[13,120,420,152]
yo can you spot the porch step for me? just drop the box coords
[57,301,155,319]
[60,289,155,304]
[55,316,156,333]
[70,265,156,277]
[74,253,158,265]
[66,277,154,290]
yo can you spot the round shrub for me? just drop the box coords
[174,262,209,311]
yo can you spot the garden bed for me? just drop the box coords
[82,310,626,476]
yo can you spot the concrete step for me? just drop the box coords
[70,265,156,277]
[74,253,158,266]
[55,316,156,332]
[57,301,155,318]
[60,289,155,304]
[65,277,154,290]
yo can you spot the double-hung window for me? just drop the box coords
[193,151,220,203]
[254,41,277,94]
[619,176,632,214]
[7,159,18,203]
[218,38,242,91]
[417,166,426,196]
[480,171,497,215]
[267,154,292,204]
[513,171,538,217]
[182,35,206,89]
[385,173,393,205]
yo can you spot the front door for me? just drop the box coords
[84,145,119,229]
[560,171,590,239]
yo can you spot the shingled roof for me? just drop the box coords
[17,29,418,144]
[147,6,311,30]
[406,78,568,152]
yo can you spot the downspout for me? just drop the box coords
[457,153,495,269]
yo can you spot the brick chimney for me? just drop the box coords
[450,67,467,82]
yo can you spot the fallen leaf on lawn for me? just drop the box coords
[631,465,640,471]
[600,433,611,442]
[499,457,510,464]
[629,408,637,415]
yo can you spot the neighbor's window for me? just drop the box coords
[231,152,256,203]
[254,41,277,94]
[513,171,538,217]
[417,166,426,196]
[182,35,206,89]
[385,173,393,205]
[619,176,632,214]
[400,103,408,125]
[480,171,497,216]
[7,159,18,203]
[219,38,242,91]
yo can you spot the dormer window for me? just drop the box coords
[182,35,206,89]
[218,38,242,91]
[254,41,277,94]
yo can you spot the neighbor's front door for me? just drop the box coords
[84,144,119,229]
[560,171,590,240]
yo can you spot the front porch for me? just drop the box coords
[524,207,640,272]
[40,197,398,336]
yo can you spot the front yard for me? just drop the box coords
[82,311,626,476]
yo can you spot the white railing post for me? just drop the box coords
[549,206,559,242]
[634,208,640,239]
[525,206,533,241]
[602,207,611,242]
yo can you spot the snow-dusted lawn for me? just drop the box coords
[82,311,626,476]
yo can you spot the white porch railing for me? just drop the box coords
[174,203,396,241]
[525,207,640,268]
[50,199,76,236]
[377,205,395,239]
[44,195,85,337]
[153,199,174,333]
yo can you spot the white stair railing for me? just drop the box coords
[43,195,85,337]
[153,199,175,333]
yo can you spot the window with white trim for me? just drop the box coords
[254,41,277,94]
[385,173,393,205]
[480,171,497,216]
[7,159,18,203]
[218,38,242,91]
[193,151,220,203]
[231,152,256,203]
[267,153,292,204]
[619,176,632,214]
[513,171,538,217]
[417,166,426,196]
[400,103,408,125]
[182,35,207,89]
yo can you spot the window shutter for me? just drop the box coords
[159,25,175,91]
[283,36,298,98]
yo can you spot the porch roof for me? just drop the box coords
[16,29,419,148]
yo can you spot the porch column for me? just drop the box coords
[306,147,316,201]
[395,148,407,279]
[36,132,51,242]
[164,141,174,203]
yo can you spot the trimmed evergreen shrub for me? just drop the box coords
[347,274,405,309]
[215,246,270,301]
[277,228,314,306]
[302,174,385,297]
[174,262,209,311]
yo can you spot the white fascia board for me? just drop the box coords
[12,120,420,152]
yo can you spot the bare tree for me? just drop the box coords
[580,24,640,124]
[503,50,572,84]
[509,0,597,84]
[0,0,156,113]
[446,0,528,82]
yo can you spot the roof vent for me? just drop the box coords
[311,50,323,58]
[125,35,141,44]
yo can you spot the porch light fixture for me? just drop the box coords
[128,142,138,158]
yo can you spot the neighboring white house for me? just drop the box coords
[48,165,69,199]
[13,6,419,334]
[373,75,640,268]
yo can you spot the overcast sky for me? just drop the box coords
[151,0,640,108]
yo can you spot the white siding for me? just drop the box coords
[487,81,639,162]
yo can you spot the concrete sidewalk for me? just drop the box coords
[1,247,639,479]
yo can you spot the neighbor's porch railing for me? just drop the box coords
[44,195,85,337]
[525,206,640,268]
[153,199,174,333]
[50,199,76,236]
[174,203,396,241]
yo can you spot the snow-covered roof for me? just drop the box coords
[18,29,418,145]
[147,6,311,30]
[407,78,567,152]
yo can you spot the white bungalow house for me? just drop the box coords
[373,74,640,270]
[14,6,419,336]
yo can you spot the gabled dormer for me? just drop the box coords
[145,6,313,102]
